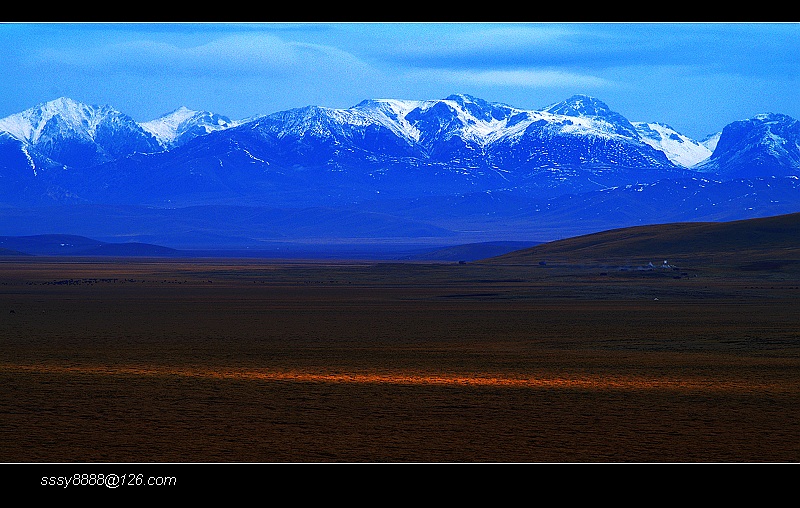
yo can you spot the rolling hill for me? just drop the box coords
[483,211,800,269]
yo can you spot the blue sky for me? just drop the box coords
[2,22,799,140]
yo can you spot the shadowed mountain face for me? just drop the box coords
[695,113,800,178]
[484,211,800,268]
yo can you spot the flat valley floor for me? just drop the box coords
[1,257,799,463]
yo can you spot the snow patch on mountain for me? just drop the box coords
[541,111,630,139]
[701,132,721,153]
[633,121,712,167]
[0,113,35,142]
[20,144,36,175]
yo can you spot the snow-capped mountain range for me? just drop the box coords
[0,94,716,174]
[0,93,798,249]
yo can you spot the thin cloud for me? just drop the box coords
[434,68,612,89]
[379,24,586,70]
[30,32,371,78]
[373,23,800,78]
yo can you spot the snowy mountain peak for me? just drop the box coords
[543,94,613,118]
[543,94,640,139]
[445,93,481,104]
[753,112,784,123]
[443,93,518,124]
[394,95,521,148]
[0,97,163,168]
[353,98,426,142]
[141,107,238,148]
[0,96,121,144]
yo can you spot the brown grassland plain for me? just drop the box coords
[1,254,799,463]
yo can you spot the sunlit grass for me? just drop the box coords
[2,363,793,394]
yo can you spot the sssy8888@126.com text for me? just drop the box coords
[41,473,177,488]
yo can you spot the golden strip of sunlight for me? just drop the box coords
[2,363,794,394]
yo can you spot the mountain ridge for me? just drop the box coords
[0,94,714,173]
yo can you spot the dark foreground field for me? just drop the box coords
[1,254,799,463]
